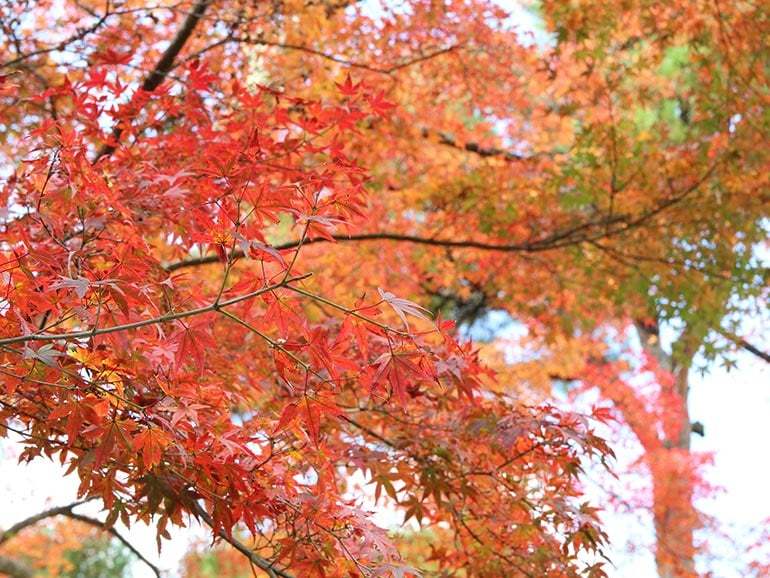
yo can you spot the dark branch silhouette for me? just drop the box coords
[62,512,162,578]
[0,499,94,545]
[717,328,770,364]
[423,128,532,161]
[0,499,161,578]
[94,0,212,161]
[189,500,295,578]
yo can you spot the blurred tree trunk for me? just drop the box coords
[637,322,700,578]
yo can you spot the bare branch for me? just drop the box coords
[1,11,111,70]
[423,128,530,161]
[164,230,599,272]
[0,500,161,577]
[716,327,770,364]
[62,512,162,578]
[164,163,721,274]
[0,499,94,545]
[189,500,294,578]
[201,36,461,76]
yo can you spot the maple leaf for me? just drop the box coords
[52,275,90,299]
[94,425,116,469]
[3,1,763,575]
[92,48,133,66]
[367,90,397,117]
[23,343,64,367]
[0,74,19,97]
[335,73,362,97]
[171,318,216,370]
[246,239,287,266]
[275,402,299,433]
[373,563,423,578]
[378,288,432,329]
[372,350,426,405]
[133,428,170,470]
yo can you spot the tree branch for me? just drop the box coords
[195,35,460,76]
[163,230,596,272]
[94,0,212,161]
[164,164,720,274]
[189,500,294,578]
[62,512,162,578]
[0,500,161,578]
[0,273,311,346]
[423,128,530,161]
[159,216,634,272]
[716,327,770,364]
[0,499,94,545]
[1,11,112,70]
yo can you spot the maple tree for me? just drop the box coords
[0,0,768,577]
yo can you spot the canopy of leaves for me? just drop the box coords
[0,0,767,577]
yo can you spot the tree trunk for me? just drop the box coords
[635,324,700,578]
[650,448,698,578]
[651,359,699,578]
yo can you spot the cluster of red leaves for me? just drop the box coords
[0,27,611,578]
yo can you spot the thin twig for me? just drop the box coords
[286,285,408,337]
[0,273,311,346]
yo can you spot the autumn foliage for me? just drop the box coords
[0,516,131,578]
[1,0,768,577]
